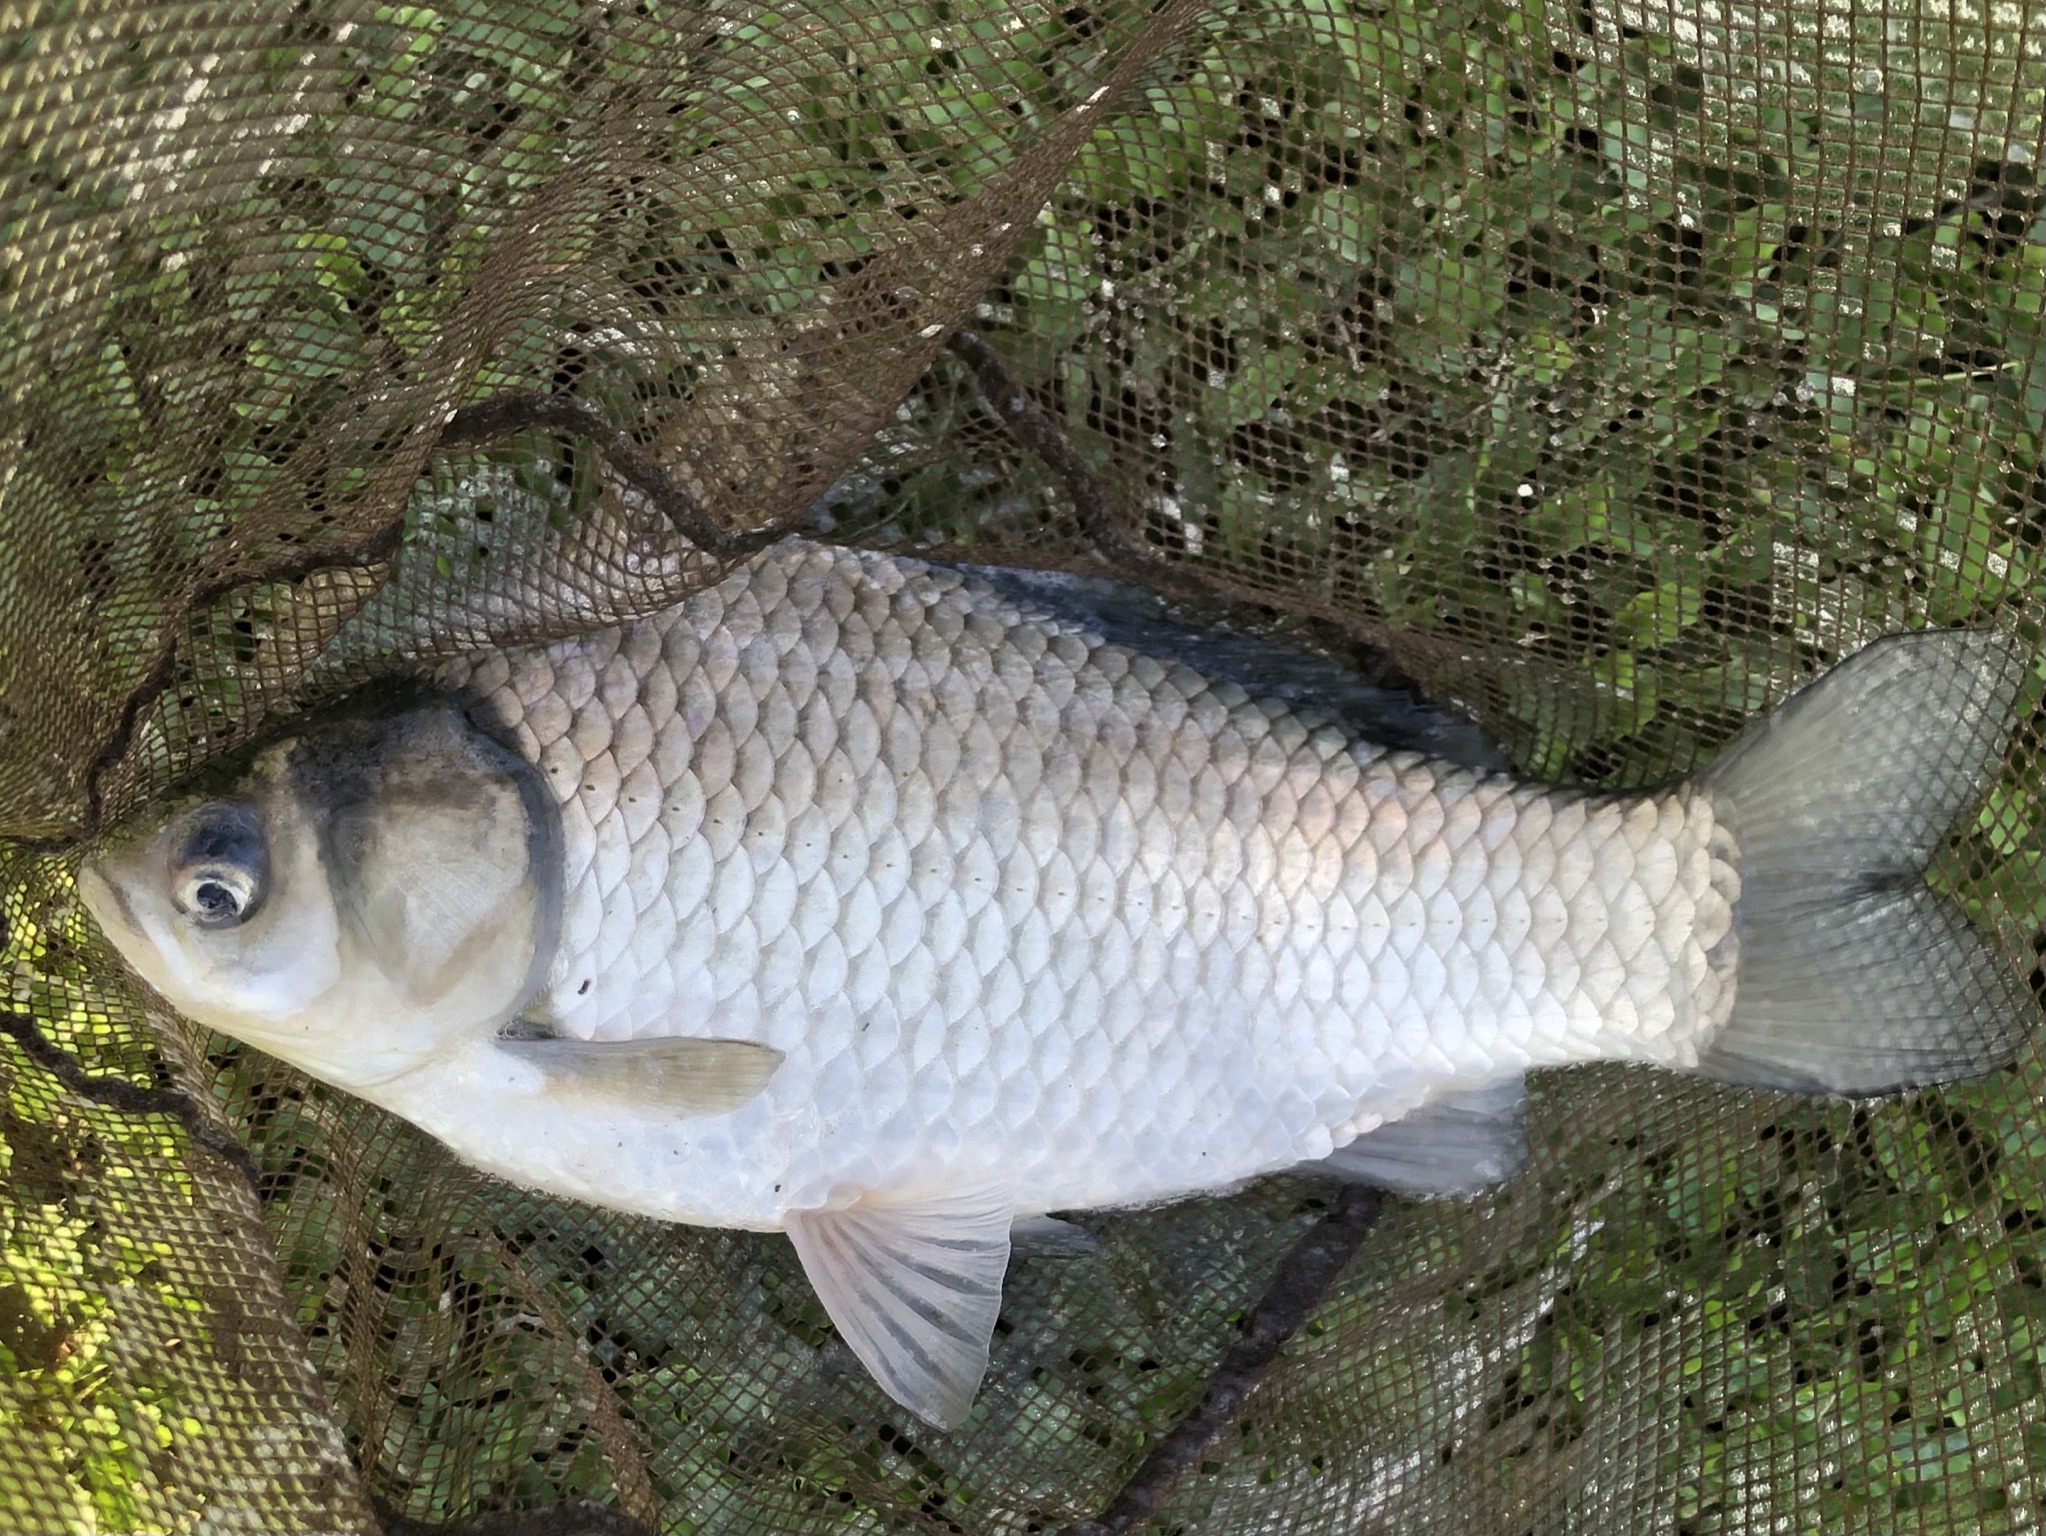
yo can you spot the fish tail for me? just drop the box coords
[1691,628,2037,1095]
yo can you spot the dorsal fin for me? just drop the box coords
[957,564,1509,772]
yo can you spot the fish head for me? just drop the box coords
[79,696,562,1090]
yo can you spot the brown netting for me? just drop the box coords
[1,1,2040,1532]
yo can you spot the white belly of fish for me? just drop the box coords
[426,541,1739,1228]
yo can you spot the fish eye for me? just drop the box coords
[168,803,268,930]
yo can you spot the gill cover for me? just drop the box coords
[296,701,562,1017]
[82,696,562,1087]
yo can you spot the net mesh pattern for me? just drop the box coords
[1,1,2039,1532]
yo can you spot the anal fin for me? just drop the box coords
[1308,1078,1530,1196]
[785,1182,1013,1431]
[1009,1214,1100,1259]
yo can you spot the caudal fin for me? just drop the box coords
[1693,628,2036,1096]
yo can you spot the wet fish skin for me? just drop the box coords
[429,540,1739,1226]
[79,538,2035,1428]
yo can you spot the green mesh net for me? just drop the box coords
[1,2,2039,1532]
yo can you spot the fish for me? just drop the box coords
[78,538,2038,1429]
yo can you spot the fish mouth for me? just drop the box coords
[76,857,144,942]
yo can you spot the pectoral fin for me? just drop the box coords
[497,1034,783,1116]
[784,1182,1013,1431]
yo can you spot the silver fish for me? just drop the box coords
[80,539,2036,1428]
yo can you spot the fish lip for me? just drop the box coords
[76,855,143,940]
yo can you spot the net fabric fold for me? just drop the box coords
[1,1,2039,1532]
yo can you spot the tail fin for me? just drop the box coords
[1693,628,2036,1096]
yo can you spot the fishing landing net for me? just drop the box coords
[1,2,2039,1531]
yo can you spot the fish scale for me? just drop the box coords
[435,540,1738,1221]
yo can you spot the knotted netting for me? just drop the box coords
[0,2,2039,1531]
